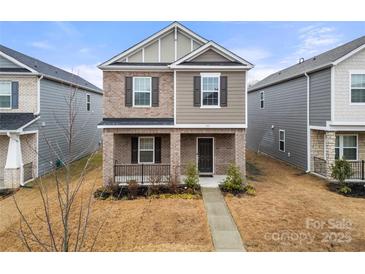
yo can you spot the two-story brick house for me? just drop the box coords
[0,45,103,189]
[98,22,253,185]
[248,36,365,182]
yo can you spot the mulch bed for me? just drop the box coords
[328,183,365,198]
[94,184,201,200]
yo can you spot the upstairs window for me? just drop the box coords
[201,73,220,107]
[133,77,151,107]
[335,135,358,160]
[86,94,91,111]
[279,129,285,152]
[260,91,264,109]
[351,74,365,103]
[138,137,154,163]
[0,81,11,108]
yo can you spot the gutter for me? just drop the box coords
[35,75,44,115]
[304,72,311,173]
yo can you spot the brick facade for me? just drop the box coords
[103,71,174,118]
[102,128,246,185]
[0,75,38,113]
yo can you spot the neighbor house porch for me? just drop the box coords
[102,128,246,185]
[311,129,365,181]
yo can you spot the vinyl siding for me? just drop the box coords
[128,50,143,62]
[190,49,231,62]
[309,68,331,126]
[0,55,20,68]
[334,48,365,122]
[144,41,158,62]
[247,76,308,170]
[160,32,175,62]
[26,79,102,176]
[177,32,191,59]
[176,71,246,124]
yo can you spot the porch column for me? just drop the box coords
[234,129,246,177]
[103,131,114,186]
[4,133,23,188]
[325,131,336,179]
[170,130,181,182]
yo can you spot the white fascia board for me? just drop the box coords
[42,75,102,94]
[99,65,170,71]
[99,22,208,67]
[98,124,247,129]
[17,116,40,132]
[171,66,250,70]
[170,41,254,68]
[332,44,365,65]
[0,51,38,74]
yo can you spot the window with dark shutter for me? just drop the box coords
[193,76,201,107]
[152,77,159,107]
[220,76,227,107]
[131,137,138,163]
[125,77,133,107]
[154,137,161,163]
[11,81,19,109]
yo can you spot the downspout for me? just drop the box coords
[304,72,311,173]
[35,74,44,115]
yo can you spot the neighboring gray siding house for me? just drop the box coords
[0,45,103,189]
[98,22,253,185]
[248,36,365,181]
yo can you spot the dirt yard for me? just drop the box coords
[225,151,365,252]
[0,153,213,252]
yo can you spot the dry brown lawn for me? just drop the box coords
[225,151,365,252]
[0,153,213,252]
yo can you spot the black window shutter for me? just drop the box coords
[220,76,228,107]
[193,76,201,107]
[125,77,133,107]
[152,77,159,107]
[131,137,138,163]
[11,81,19,109]
[154,137,161,163]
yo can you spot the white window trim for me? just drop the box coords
[260,91,264,109]
[132,77,152,108]
[279,129,285,152]
[335,134,358,161]
[349,71,365,105]
[86,93,91,111]
[0,81,12,109]
[138,136,155,164]
[200,73,221,108]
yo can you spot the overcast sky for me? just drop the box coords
[1,21,364,88]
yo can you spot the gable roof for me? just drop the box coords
[0,44,102,93]
[170,41,254,69]
[249,35,365,92]
[0,113,38,131]
[99,22,208,67]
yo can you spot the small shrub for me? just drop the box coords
[148,175,162,196]
[331,159,352,195]
[243,183,256,196]
[127,180,139,200]
[184,162,199,190]
[221,164,244,193]
[94,185,115,200]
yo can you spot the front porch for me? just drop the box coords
[311,129,365,182]
[102,128,246,186]
[0,133,37,189]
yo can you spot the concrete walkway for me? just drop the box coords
[201,187,246,252]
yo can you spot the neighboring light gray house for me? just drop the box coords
[248,36,365,182]
[98,22,253,185]
[0,44,103,189]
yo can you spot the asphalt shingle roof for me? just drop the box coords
[249,35,365,92]
[0,113,38,131]
[99,118,174,126]
[0,44,102,93]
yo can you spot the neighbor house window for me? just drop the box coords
[279,129,285,152]
[133,77,151,107]
[86,94,91,111]
[351,74,365,103]
[0,81,11,108]
[201,73,220,107]
[138,137,154,163]
[260,91,264,109]
[335,135,358,160]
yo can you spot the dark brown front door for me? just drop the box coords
[198,138,213,174]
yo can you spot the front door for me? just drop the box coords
[198,138,213,174]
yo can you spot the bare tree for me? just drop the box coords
[13,81,103,252]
